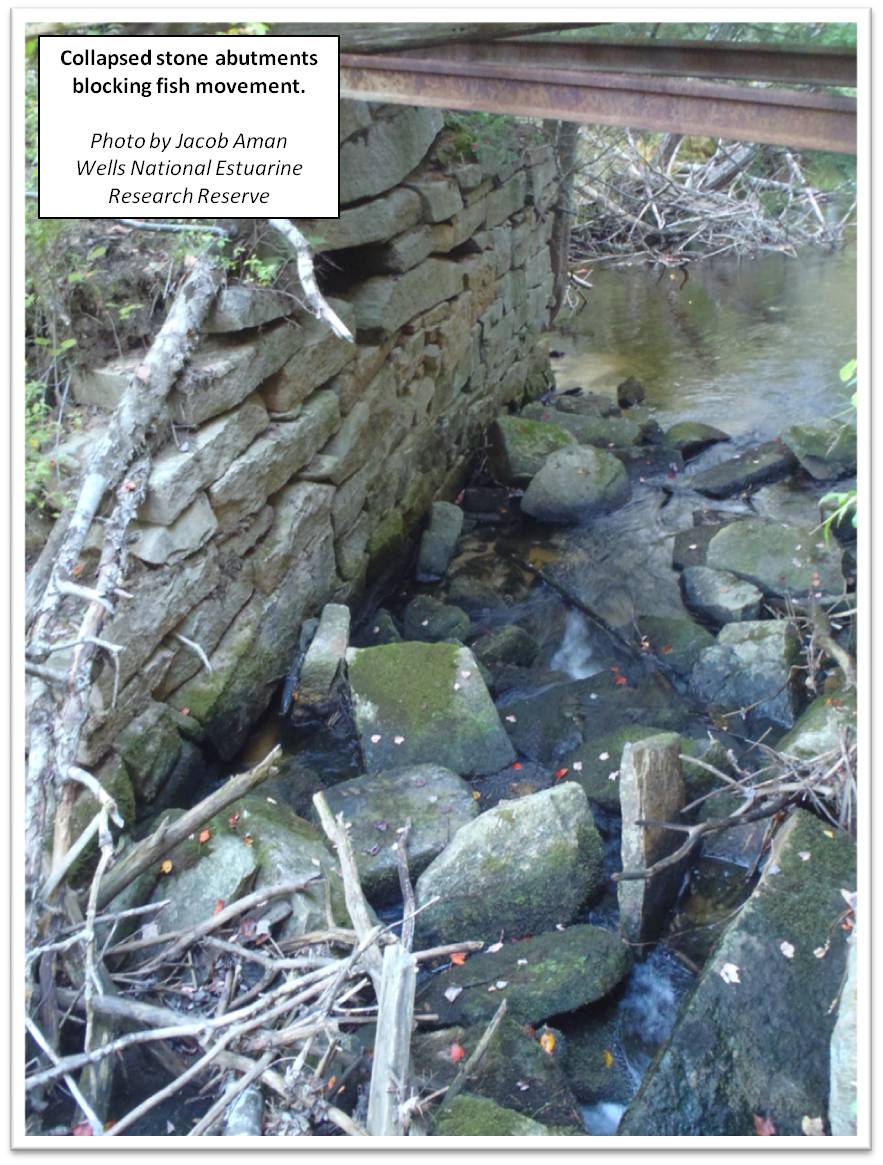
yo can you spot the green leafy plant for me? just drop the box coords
[819,358,858,541]
[25,380,59,509]
[440,111,520,169]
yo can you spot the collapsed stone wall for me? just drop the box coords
[68,101,559,816]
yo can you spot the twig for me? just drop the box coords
[173,632,214,674]
[394,820,416,954]
[313,792,384,994]
[187,1051,274,1137]
[441,999,508,1109]
[25,1015,104,1135]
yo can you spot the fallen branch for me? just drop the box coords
[268,219,354,341]
[95,745,281,910]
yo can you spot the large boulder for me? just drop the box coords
[346,641,515,776]
[706,518,845,599]
[317,765,477,904]
[522,402,646,449]
[521,446,631,524]
[471,625,539,672]
[681,565,763,625]
[687,440,797,498]
[148,794,346,940]
[781,422,857,481]
[618,734,686,945]
[416,501,464,582]
[487,416,576,487]
[690,619,801,731]
[431,1095,550,1137]
[414,783,604,945]
[418,924,632,1027]
[619,810,856,1136]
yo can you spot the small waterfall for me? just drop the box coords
[581,1102,627,1135]
[550,609,602,679]
[620,951,688,1085]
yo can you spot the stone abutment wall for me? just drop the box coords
[67,101,559,815]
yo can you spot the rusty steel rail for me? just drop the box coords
[340,54,857,154]
[401,37,857,87]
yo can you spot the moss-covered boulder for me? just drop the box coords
[522,402,645,448]
[620,810,856,1136]
[558,1002,636,1107]
[680,565,763,626]
[776,686,857,759]
[706,518,845,599]
[781,421,857,481]
[431,1094,551,1136]
[413,1018,583,1129]
[690,619,801,731]
[487,415,576,487]
[418,924,632,1028]
[402,595,471,643]
[665,421,730,461]
[415,783,604,945]
[521,446,631,524]
[315,765,477,904]
[346,641,515,776]
[148,794,347,939]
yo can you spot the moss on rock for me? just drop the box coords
[431,1094,551,1136]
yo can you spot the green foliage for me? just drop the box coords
[25,381,59,509]
[439,111,520,169]
[819,359,857,541]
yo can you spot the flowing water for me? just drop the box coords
[551,247,856,438]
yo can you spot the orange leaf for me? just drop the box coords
[449,1042,466,1063]
[326,1075,337,1092]
[243,834,254,847]
[512,762,524,771]
[753,1114,777,1136]
[214,899,225,914]
[159,859,173,875]
[539,1032,556,1055]
[450,951,467,966]
[198,828,211,844]
[602,1049,614,1069]
[472,791,481,800]
[614,674,629,686]
[661,645,673,654]
[554,768,569,780]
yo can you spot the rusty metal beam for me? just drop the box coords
[340,54,856,154]
[401,37,857,87]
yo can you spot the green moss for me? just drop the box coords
[432,1094,550,1136]
[349,641,460,737]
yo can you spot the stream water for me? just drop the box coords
[184,247,855,1136]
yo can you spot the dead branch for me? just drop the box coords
[394,820,416,954]
[95,745,281,911]
[267,219,354,341]
[366,943,417,1136]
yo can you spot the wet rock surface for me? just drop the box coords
[521,446,631,524]
[620,810,856,1136]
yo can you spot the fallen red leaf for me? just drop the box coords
[449,1042,466,1063]
[661,645,673,654]
[450,951,467,966]
[554,768,569,780]
[614,674,629,686]
[71,1121,94,1136]
[753,1114,777,1136]
[214,899,225,914]
[198,828,211,844]
[512,762,524,771]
